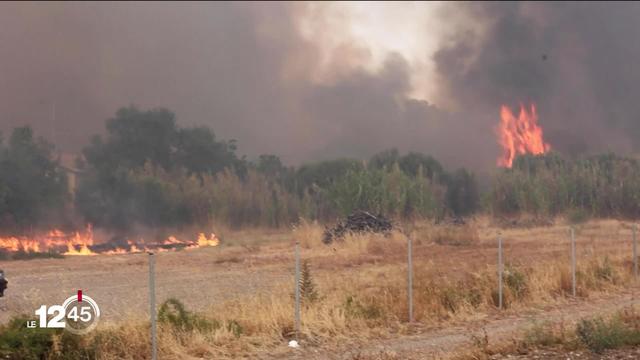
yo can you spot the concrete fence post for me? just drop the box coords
[498,235,503,310]
[148,253,157,360]
[633,224,638,279]
[571,227,576,297]
[407,235,413,323]
[294,241,301,341]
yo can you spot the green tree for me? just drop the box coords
[0,127,68,231]
[293,158,363,195]
[445,168,479,217]
[255,154,288,179]
[88,106,178,172]
[368,148,400,170]
[76,106,242,230]
[175,127,241,176]
[369,149,445,181]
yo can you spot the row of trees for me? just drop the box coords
[490,153,640,218]
[6,105,640,235]
[0,106,481,233]
[18,105,640,233]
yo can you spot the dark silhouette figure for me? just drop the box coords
[0,270,7,297]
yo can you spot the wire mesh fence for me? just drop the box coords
[1,220,640,358]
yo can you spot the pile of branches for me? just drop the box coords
[323,210,393,244]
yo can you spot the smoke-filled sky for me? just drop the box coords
[1,2,639,171]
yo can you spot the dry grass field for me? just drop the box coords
[2,217,640,359]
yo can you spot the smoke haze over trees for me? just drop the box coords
[73,107,477,231]
[2,2,640,172]
[1,111,639,234]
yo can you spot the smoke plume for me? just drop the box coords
[1,2,639,171]
[435,2,640,157]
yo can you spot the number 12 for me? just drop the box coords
[35,305,65,328]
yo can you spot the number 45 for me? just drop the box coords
[67,306,92,322]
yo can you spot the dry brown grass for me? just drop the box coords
[429,224,480,246]
[454,305,640,359]
[15,218,640,359]
[292,218,325,249]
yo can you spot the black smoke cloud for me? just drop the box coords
[435,2,640,156]
[0,2,494,170]
[1,2,638,172]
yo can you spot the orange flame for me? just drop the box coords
[63,225,97,256]
[0,225,220,256]
[197,233,220,247]
[496,103,551,168]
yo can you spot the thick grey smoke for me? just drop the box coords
[1,2,639,171]
[0,2,305,158]
[435,2,640,156]
[0,2,493,170]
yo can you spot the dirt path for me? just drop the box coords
[276,289,640,360]
[0,247,291,324]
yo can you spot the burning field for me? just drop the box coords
[0,225,220,257]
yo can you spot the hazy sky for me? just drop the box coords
[1,2,639,171]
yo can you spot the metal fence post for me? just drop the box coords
[571,227,576,297]
[148,253,157,360]
[294,241,301,341]
[498,235,503,310]
[407,235,413,323]
[633,224,638,279]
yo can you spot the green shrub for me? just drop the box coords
[226,320,243,338]
[158,298,219,332]
[593,257,616,283]
[51,333,95,360]
[504,265,529,300]
[327,164,444,219]
[576,318,628,354]
[465,287,484,308]
[0,316,93,360]
[523,322,565,347]
[0,316,56,360]
[440,287,462,313]
[576,312,640,353]
[299,260,319,304]
[344,296,383,320]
